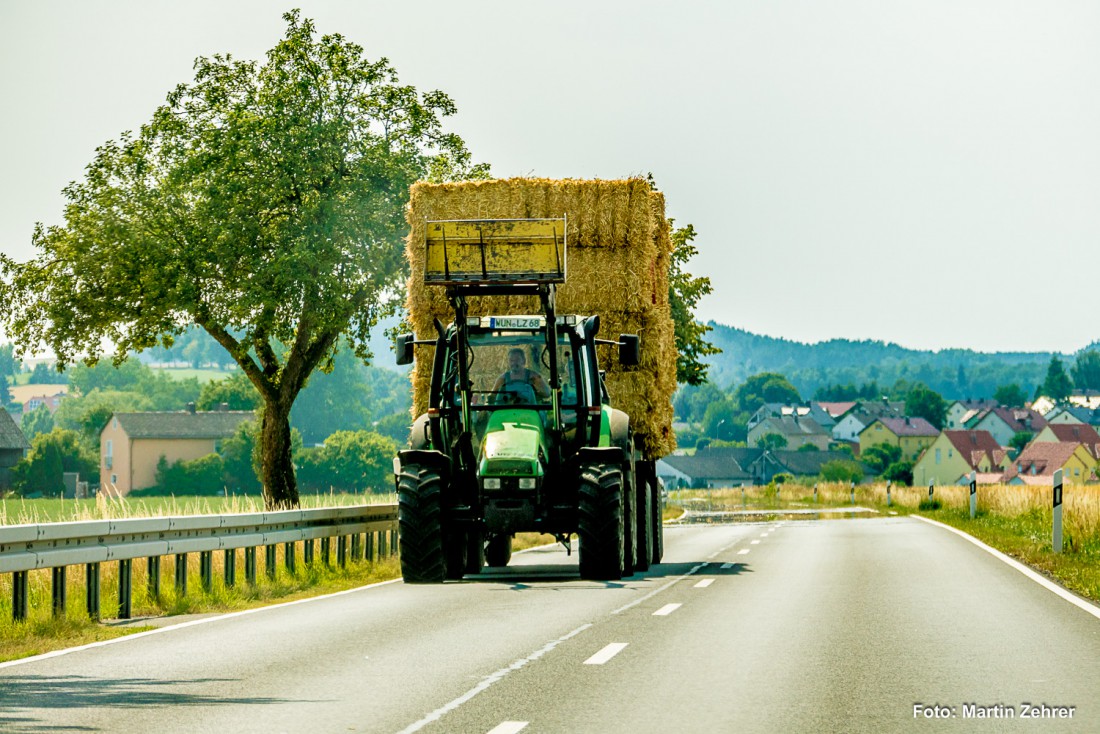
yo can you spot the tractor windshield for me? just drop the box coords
[457,331,577,410]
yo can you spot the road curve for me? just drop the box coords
[1,516,1098,733]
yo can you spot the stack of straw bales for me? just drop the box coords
[405,177,677,458]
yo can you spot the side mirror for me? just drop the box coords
[618,334,640,367]
[395,333,415,366]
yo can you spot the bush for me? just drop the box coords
[141,453,228,496]
[819,459,864,484]
[882,460,914,486]
[296,430,398,493]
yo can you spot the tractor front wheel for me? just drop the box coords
[397,465,446,584]
[578,463,625,581]
[486,534,513,567]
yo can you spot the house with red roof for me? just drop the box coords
[858,416,939,461]
[969,407,1047,448]
[912,430,1008,486]
[1031,423,1100,460]
[1002,441,1095,485]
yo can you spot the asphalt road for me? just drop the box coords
[2,516,1098,733]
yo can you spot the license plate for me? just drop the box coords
[490,317,542,329]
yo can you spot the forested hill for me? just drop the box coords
[702,322,1097,400]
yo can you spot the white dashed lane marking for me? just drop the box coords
[653,603,682,616]
[750,540,760,545]
[720,563,733,569]
[584,643,628,665]
[487,723,529,734]
[738,549,750,555]
[694,579,714,588]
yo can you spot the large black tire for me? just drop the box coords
[622,449,637,577]
[634,466,652,573]
[486,534,513,567]
[578,463,625,581]
[397,465,446,583]
[651,475,664,565]
[465,530,485,575]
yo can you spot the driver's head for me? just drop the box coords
[507,348,526,373]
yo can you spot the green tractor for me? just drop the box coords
[394,218,664,582]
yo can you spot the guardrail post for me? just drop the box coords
[200,551,213,592]
[351,533,362,561]
[389,529,397,557]
[245,547,257,585]
[285,542,296,575]
[321,537,331,566]
[118,559,133,619]
[1053,468,1063,554]
[366,533,375,563]
[148,556,161,600]
[304,539,315,566]
[265,545,277,580]
[13,571,28,621]
[224,549,236,588]
[337,536,348,569]
[86,562,101,620]
[175,554,188,596]
[969,471,977,519]
[52,566,67,617]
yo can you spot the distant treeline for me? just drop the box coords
[702,323,1099,400]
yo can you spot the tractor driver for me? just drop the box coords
[492,347,551,403]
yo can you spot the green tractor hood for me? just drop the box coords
[478,410,546,478]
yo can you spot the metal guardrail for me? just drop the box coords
[0,503,399,622]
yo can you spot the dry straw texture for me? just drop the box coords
[405,177,677,457]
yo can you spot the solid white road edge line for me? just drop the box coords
[694,579,714,588]
[0,576,405,670]
[486,722,529,734]
[912,515,1100,621]
[584,642,628,665]
[611,563,706,615]
[653,603,682,616]
[397,623,593,734]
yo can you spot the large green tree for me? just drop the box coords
[993,383,1027,408]
[733,372,801,415]
[667,222,719,385]
[904,383,947,429]
[1042,356,1073,403]
[1071,351,1100,392]
[0,13,485,508]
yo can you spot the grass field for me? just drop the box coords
[152,367,235,382]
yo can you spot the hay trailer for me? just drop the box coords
[394,218,663,582]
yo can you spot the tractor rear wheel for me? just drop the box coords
[397,465,445,583]
[486,534,513,567]
[578,463,625,581]
[634,467,652,573]
[651,474,664,565]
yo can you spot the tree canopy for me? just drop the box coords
[0,12,485,508]
[1042,356,1073,403]
[904,383,947,429]
[667,222,719,385]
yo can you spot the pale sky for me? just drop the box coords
[2,1,1097,354]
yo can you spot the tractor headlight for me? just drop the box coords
[483,477,501,490]
[518,477,537,489]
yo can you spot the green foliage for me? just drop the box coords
[882,460,914,486]
[29,363,65,385]
[197,372,261,411]
[11,429,98,497]
[296,430,398,493]
[67,361,202,410]
[993,383,1027,408]
[373,411,412,445]
[813,381,883,402]
[905,383,947,429]
[1071,351,1100,392]
[0,12,485,508]
[148,453,227,496]
[20,405,54,442]
[701,397,740,442]
[667,222,719,385]
[1009,431,1033,453]
[772,472,793,485]
[1042,356,1073,403]
[220,419,262,493]
[829,442,854,457]
[819,460,864,484]
[796,443,820,452]
[861,443,902,473]
[53,389,153,450]
[673,383,727,423]
[755,432,789,450]
[733,372,801,415]
[291,346,374,445]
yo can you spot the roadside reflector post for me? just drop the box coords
[1053,468,1063,554]
[850,480,855,504]
[813,483,818,503]
[928,482,934,503]
[886,481,892,507]
[969,471,977,519]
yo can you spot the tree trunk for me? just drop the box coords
[260,399,299,509]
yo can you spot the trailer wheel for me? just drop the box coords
[634,466,652,573]
[578,463,625,581]
[622,448,637,577]
[486,534,513,567]
[651,474,664,565]
[397,465,446,583]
